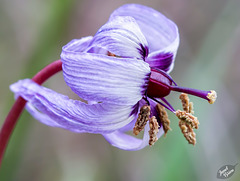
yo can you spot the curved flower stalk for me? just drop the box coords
[2,4,217,157]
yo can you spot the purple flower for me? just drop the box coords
[10,4,216,150]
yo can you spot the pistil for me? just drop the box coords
[147,68,217,104]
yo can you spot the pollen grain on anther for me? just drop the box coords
[177,94,199,145]
[189,102,194,115]
[156,103,171,136]
[175,110,199,129]
[107,51,117,57]
[133,105,151,135]
[179,120,196,145]
[148,116,159,146]
[179,93,190,113]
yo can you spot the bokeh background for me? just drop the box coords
[1,0,240,180]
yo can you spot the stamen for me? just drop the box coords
[148,116,159,146]
[179,120,196,145]
[160,97,176,113]
[179,93,194,114]
[207,90,217,104]
[179,93,190,113]
[189,102,194,115]
[107,51,117,57]
[177,94,199,145]
[175,110,199,129]
[149,97,175,112]
[133,105,151,135]
[156,104,171,136]
[107,51,121,58]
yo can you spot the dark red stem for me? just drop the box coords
[0,59,62,168]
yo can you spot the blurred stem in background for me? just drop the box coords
[0,0,76,180]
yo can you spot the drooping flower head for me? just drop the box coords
[10,4,216,150]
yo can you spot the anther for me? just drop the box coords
[148,116,159,146]
[179,120,196,145]
[175,110,199,129]
[179,93,190,113]
[207,90,217,104]
[179,93,194,114]
[107,51,117,57]
[177,94,199,145]
[107,51,121,58]
[189,102,194,115]
[156,104,171,136]
[133,105,151,135]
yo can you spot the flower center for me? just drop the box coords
[133,68,217,146]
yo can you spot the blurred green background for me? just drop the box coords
[1,0,240,180]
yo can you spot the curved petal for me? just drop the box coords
[63,36,93,53]
[103,124,164,151]
[10,79,139,134]
[103,98,164,150]
[60,50,150,106]
[86,16,148,59]
[110,4,179,72]
[146,53,174,73]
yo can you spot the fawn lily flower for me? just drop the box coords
[9,4,216,151]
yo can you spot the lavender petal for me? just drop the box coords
[110,4,179,72]
[61,51,150,106]
[62,36,93,53]
[103,124,164,151]
[146,53,174,73]
[86,16,148,59]
[10,79,138,133]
